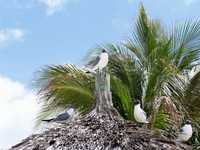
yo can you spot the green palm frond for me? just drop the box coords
[125,5,165,67]
[108,44,143,98]
[106,44,143,119]
[111,77,133,120]
[123,5,200,117]
[183,71,200,120]
[34,64,95,123]
[171,20,200,70]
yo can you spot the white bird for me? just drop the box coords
[85,49,109,73]
[176,120,193,143]
[134,100,149,123]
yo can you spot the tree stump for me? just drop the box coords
[90,68,121,119]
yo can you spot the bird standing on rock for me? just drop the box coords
[176,120,193,143]
[134,100,149,124]
[85,49,109,73]
[42,108,74,123]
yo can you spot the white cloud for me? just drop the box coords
[0,28,24,46]
[0,75,39,149]
[39,0,66,15]
[38,0,79,15]
[183,0,197,5]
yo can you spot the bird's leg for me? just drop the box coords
[136,123,143,128]
[142,123,148,129]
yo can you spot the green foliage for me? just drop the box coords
[111,77,133,120]
[189,120,200,147]
[34,64,95,123]
[124,5,179,110]
[107,44,143,119]
[154,111,168,129]
[183,72,200,120]
[123,5,200,119]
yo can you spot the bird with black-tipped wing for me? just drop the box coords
[85,49,108,73]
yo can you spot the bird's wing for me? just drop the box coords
[86,56,100,69]
[141,109,147,117]
[180,128,184,133]
[178,125,187,135]
[55,112,70,121]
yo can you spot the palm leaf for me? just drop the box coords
[183,71,200,120]
[111,77,133,120]
[171,20,200,70]
[34,64,95,123]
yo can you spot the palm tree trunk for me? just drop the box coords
[92,68,120,119]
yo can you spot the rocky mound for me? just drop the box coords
[10,113,191,150]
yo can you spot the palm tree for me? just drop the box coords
[35,4,200,144]
[34,64,95,122]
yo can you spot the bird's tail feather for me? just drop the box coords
[42,119,54,122]
[84,68,96,74]
[92,66,98,72]
[175,139,181,144]
[145,119,149,124]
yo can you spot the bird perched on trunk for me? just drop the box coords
[42,108,74,123]
[85,49,109,73]
[134,100,149,123]
[176,120,193,143]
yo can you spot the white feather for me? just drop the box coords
[92,52,108,71]
[177,124,193,142]
[134,104,149,123]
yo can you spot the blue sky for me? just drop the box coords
[0,0,200,148]
[1,0,200,84]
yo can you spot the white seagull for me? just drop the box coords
[176,120,193,143]
[85,49,109,73]
[134,100,149,123]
